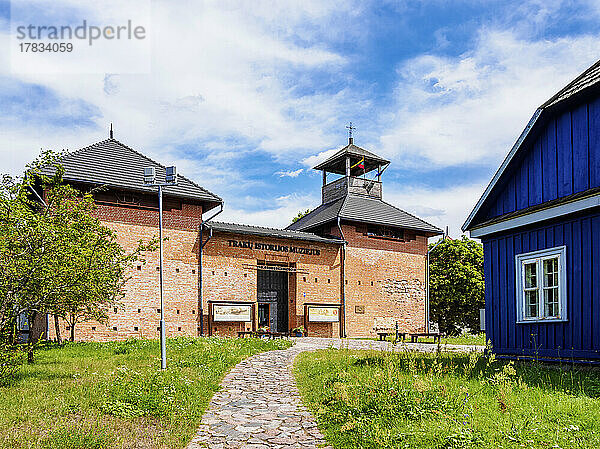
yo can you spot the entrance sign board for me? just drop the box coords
[213,304,252,322]
[227,239,321,256]
[308,306,339,322]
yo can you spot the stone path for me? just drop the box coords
[186,338,484,449]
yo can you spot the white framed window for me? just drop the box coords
[515,246,567,323]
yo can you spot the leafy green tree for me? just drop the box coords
[0,152,157,359]
[429,236,484,335]
[292,209,311,223]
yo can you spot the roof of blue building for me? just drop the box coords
[463,59,600,232]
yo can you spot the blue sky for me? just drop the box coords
[2,0,600,236]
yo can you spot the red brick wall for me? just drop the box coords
[202,233,342,337]
[47,201,429,341]
[48,201,203,342]
[328,222,428,337]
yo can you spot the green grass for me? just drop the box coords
[295,348,600,449]
[0,337,291,449]
[440,333,486,346]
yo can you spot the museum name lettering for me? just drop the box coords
[227,240,321,256]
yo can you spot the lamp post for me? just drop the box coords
[144,165,178,370]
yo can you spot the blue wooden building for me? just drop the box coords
[463,60,600,362]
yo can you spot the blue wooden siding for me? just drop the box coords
[481,94,600,221]
[483,210,600,360]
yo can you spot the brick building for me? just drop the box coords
[41,132,441,341]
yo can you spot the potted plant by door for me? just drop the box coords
[291,326,305,337]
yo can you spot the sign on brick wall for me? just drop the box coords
[308,306,339,322]
[227,239,321,256]
[213,304,252,322]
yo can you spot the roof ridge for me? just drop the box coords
[540,58,600,109]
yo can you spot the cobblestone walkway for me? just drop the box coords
[186,338,333,449]
[186,338,484,449]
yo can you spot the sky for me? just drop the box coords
[1,0,600,237]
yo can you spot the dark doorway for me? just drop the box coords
[257,267,289,333]
[257,303,270,328]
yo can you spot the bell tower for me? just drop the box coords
[314,132,390,205]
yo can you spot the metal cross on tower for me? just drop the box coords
[346,122,356,144]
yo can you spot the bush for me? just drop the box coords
[0,345,25,386]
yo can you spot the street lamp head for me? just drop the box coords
[166,166,178,185]
[143,167,156,185]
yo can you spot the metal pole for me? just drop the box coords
[199,223,203,336]
[158,185,166,370]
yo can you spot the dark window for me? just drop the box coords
[178,327,182,331]
[192,269,196,274]
[315,278,318,283]
[303,277,307,282]
[212,271,215,275]
[192,309,195,314]
[157,308,161,313]
[355,305,365,314]
[137,308,141,313]
[137,265,141,271]
[358,280,361,285]
[156,266,160,271]
[224,272,228,276]
[371,281,374,286]
[176,268,180,273]
[91,326,96,331]
[366,225,404,240]
[244,273,248,277]
[112,326,117,331]
[328,279,331,283]
[134,326,138,331]
[176,309,180,315]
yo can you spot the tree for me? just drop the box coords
[0,152,157,359]
[292,209,311,223]
[429,236,484,336]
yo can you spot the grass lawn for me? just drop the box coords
[295,348,600,449]
[440,333,486,346]
[0,337,291,449]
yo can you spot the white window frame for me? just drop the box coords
[515,246,567,323]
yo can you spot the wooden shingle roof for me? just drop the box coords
[286,194,441,234]
[206,221,344,244]
[40,138,222,209]
[313,143,390,175]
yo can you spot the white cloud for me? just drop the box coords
[218,193,320,229]
[1,0,354,178]
[275,168,303,178]
[380,29,600,168]
[384,183,485,239]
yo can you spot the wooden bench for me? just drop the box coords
[409,332,441,344]
[376,330,407,341]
